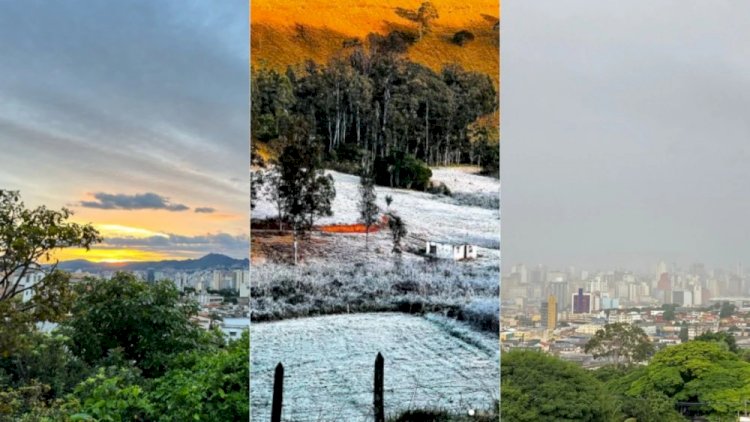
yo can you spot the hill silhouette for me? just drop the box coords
[57,253,248,272]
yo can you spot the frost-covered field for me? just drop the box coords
[430,167,501,195]
[251,313,499,421]
[253,167,500,250]
[251,260,499,331]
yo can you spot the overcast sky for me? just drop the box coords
[502,1,750,272]
[0,1,248,260]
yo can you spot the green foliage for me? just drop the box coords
[251,68,295,142]
[374,151,432,190]
[62,273,213,378]
[618,391,685,422]
[501,350,616,421]
[252,48,497,169]
[0,189,100,360]
[626,341,750,419]
[1,193,248,420]
[719,301,736,318]
[277,140,336,238]
[663,304,677,321]
[0,190,100,302]
[149,331,249,421]
[475,138,499,177]
[678,324,689,343]
[0,381,73,421]
[72,366,152,422]
[584,323,655,366]
[0,331,90,400]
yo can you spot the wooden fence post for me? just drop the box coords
[374,352,384,422]
[272,362,284,422]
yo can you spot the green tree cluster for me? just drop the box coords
[1,274,249,421]
[584,323,655,367]
[501,350,617,421]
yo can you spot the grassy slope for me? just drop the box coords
[251,0,500,86]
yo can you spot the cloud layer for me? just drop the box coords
[0,0,249,228]
[99,232,249,259]
[80,192,189,211]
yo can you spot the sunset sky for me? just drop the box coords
[0,1,249,262]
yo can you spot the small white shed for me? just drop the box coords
[425,240,477,260]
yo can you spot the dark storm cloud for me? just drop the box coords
[503,1,750,271]
[194,207,216,213]
[0,0,249,214]
[80,192,189,211]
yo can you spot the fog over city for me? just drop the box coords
[501,1,750,271]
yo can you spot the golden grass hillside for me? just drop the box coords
[251,0,500,86]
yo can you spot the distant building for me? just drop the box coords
[549,280,569,312]
[601,295,620,310]
[5,271,45,302]
[425,240,477,260]
[220,317,249,340]
[541,295,557,329]
[572,288,592,314]
[146,269,155,283]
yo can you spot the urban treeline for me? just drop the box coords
[503,323,750,421]
[251,23,500,185]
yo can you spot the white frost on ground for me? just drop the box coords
[253,168,500,250]
[430,167,501,196]
[250,313,499,422]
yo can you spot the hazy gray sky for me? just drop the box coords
[502,1,750,272]
[0,1,249,260]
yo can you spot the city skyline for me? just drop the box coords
[0,1,249,261]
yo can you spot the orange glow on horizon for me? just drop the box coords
[50,247,175,263]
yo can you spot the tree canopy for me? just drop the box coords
[0,190,100,310]
[501,350,616,421]
[62,272,218,378]
[584,323,655,367]
[625,341,750,419]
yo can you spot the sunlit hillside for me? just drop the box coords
[251,0,500,85]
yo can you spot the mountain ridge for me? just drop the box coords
[56,253,248,272]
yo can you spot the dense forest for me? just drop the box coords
[251,30,499,177]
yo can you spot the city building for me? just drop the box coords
[541,295,557,329]
[572,288,592,314]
